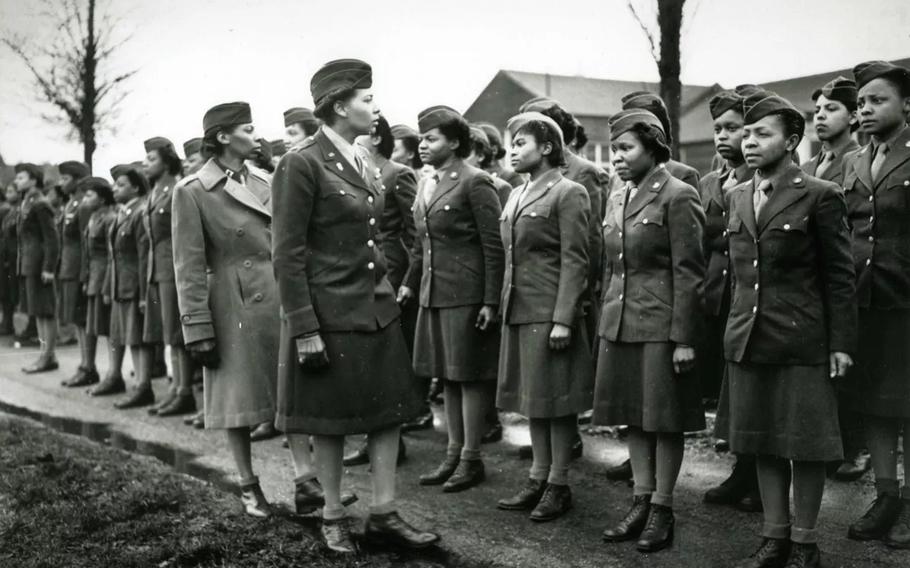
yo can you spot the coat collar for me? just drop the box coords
[510,168,561,222]
[755,164,808,233]
[624,166,669,219]
[873,125,910,188]
[314,129,375,194]
[196,158,271,218]
[425,159,466,211]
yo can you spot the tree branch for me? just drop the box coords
[627,0,660,64]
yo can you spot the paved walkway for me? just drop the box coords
[0,341,906,567]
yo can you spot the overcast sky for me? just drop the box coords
[0,0,908,173]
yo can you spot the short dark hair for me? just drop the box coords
[573,122,588,152]
[155,144,183,176]
[539,106,577,147]
[437,117,471,159]
[123,168,150,196]
[313,88,356,126]
[202,124,241,158]
[15,163,44,188]
[372,116,394,160]
[469,129,494,169]
[628,123,671,164]
[398,135,423,170]
[516,120,567,168]
[773,112,806,145]
[50,184,67,204]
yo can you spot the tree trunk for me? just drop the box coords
[657,0,684,160]
[82,0,97,171]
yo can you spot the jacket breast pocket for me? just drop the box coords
[769,216,809,234]
[519,204,551,220]
[632,208,664,228]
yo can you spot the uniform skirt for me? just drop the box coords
[842,308,910,419]
[56,279,87,326]
[19,276,55,318]
[715,361,842,461]
[497,320,593,418]
[276,319,424,436]
[413,305,499,382]
[144,280,184,346]
[109,299,145,347]
[85,295,110,337]
[592,341,705,433]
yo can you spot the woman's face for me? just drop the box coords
[218,123,259,160]
[857,77,909,137]
[82,189,101,210]
[713,109,745,162]
[5,185,19,203]
[285,123,307,146]
[610,131,655,182]
[391,138,413,165]
[509,131,549,174]
[339,89,379,136]
[183,152,205,176]
[143,149,165,180]
[813,95,855,142]
[112,175,137,203]
[742,114,797,171]
[418,128,457,168]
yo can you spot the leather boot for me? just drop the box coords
[705,455,755,505]
[603,494,651,542]
[498,478,547,511]
[848,493,902,540]
[148,390,177,415]
[636,504,674,553]
[89,374,126,396]
[833,450,871,482]
[293,478,358,515]
[884,499,910,549]
[733,538,791,568]
[364,510,440,549]
[156,393,197,417]
[114,385,155,409]
[63,367,99,388]
[322,517,357,554]
[249,421,279,442]
[530,483,572,522]
[783,542,820,568]
[443,459,485,493]
[240,482,271,518]
[605,459,633,481]
[419,456,459,486]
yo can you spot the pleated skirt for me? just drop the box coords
[413,305,500,382]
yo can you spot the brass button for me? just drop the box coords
[369,218,376,226]
[619,293,624,300]
[253,293,263,302]
[722,269,727,276]
[243,260,252,268]
[752,306,758,314]
[866,258,871,266]
[367,239,375,247]
[368,196,374,204]
[444,205,451,211]
[367,262,375,270]
[754,283,759,290]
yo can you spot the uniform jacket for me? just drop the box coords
[492,175,513,207]
[56,193,93,281]
[801,139,860,186]
[171,159,280,387]
[665,159,701,190]
[564,152,607,286]
[376,157,418,290]
[500,169,590,326]
[272,129,400,337]
[724,165,856,364]
[108,196,149,302]
[83,206,115,296]
[403,158,504,309]
[144,174,179,283]
[599,166,705,345]
[17,189,59,277]
[698,162,752,317]
[841,126,910,309]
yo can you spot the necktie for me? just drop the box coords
[722,170,738,192]
[423,174,440,205]
[626,183,639,204]
[753,179,772,221]
[871,143,889,183]
[814,151,835,178]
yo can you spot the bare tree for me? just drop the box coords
[1,0,137,170]
[628,0,697,159]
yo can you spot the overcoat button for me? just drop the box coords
[339,190,346,196]
[752,260,758,267]
[793,177,802,184]
[722,269,727,276]
[253,293,263,302]
[904,181,910,186]
[869,236,874,242]
[754,283,759,290]
[652,182,660,188]
[243,260,252,268]
[869,195,874,202]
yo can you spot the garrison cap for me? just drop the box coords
[270,139,288,157]
[476,123,503,147]
[853,60,910,91]
[390,124,419,140]
[78,176,114,204]
[734,84,765,98]
[283,107,316,127]
[14,163,44,186]
[256,138,272,162]
[310,59,372,107]
[506,112,565,142]
[621,91,671,142]
[183,137,203,157]
[417,105,464,134]
[57,160,90,180]
[608,109,666,141]
[519,96,560,114]
[203,102,252,136]
[469,125,490,145]
[811,76,857,106]
[709,91,744,120]
[743,91,805,139]
[109,164,134,180]
[144,136,174,153]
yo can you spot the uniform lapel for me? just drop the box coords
[315,130,372,193]
[624,167,668,219]
[222,176,271,218]
[427,160,465,212]
[734,180,758,239]
[854,144,875,191]
[503,180,526,225]
[514,169,560,219]
[873,127,910,189]
[757,166,808,233]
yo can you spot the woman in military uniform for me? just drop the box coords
[495,112,592,522]
[399,105,504,494]
[273,60,437,554]
[477,122,524,189]
[284,107,319,148]
[594,109,705,554]
[182,138,205,177]
[841,61,910,549]
[0,183,20,336]
[390,124,424,173]
[468,125,514,206]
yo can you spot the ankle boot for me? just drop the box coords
[497,478,547,511]
[240,482,271,518]
[733,538,791,568]
[442,459,485,493]
[636,503,674,553]
[884,498,910,549]
[783,542,820,568]
[419,456,459,486]
[603,494,651,542]
[530,483,572,522]
[705,455,754,505]
[848,493,901,540]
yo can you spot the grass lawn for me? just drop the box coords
[0,414,444,568]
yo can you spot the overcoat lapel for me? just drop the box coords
[222,176,271,219]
